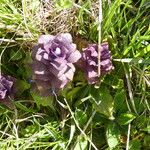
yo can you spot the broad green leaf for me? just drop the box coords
[74,136,88,150]
[143,135,150,148]
[134,98,145,114]
[10,50,22,61]
[31,92,54,110]
[15,79,30,95]
[117,113,136,125]
[129,140,141,150]
[90,86,114,119]
[104,75,124,90]
[106,122,120,149]
[63,86,83,100]
[75,109,87,127]
[114,89,128,114]
[142,125,150,132]
[92,126,106,149]
[134,115,149,132]
[16,64,32,79]
[62,85,90,106]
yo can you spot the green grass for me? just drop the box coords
[0,0,150,149]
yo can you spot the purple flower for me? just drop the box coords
[32,33,81,95]
[79,43,114,84]
[0,75,13,100]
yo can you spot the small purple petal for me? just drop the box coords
[67,50,81,63]
[38,35,54,45]
[56,33,73,43]
[64,63,75,80]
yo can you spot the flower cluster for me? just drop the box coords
[78,43,114,84]
[32,33,81,95]
[32,34,114,93]
[1,33,114,102]
[0,75,14,100]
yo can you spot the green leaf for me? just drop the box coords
[117,113,136,125]
[31,92,54,110]
[15,79,30,95]
[10,50,22,61]
[106,122,120,149]
[143,135,150,148]
[63,86,83,100]
[66,122,75,149]
[74,136,88,150]
[16,64,32,79]
[62,85,90,106]
[135,44,150,57]
[114,58,150,64]
[22,124,38,137]
[129,140,141,150]
[92,126,106,148]
[114,89,128,114]
[75,109,87,127]
[14,102,35,113]
[142,125,150,132]
[90,86,114,119]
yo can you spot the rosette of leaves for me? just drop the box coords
[0,74,14,108]
[32,33,81,96]
[78,43,114,84]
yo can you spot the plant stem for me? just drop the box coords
[123,64,138,114]
[126,123,131,150]
[64,98,98,150]
[98,0,102,77]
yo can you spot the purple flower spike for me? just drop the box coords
[79,43,114,84]
[32,33,81,95]
[0,75,13,100]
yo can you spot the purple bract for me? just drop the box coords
[0,75,13,100]
[79,43,114,84]
[32,33,81,95]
